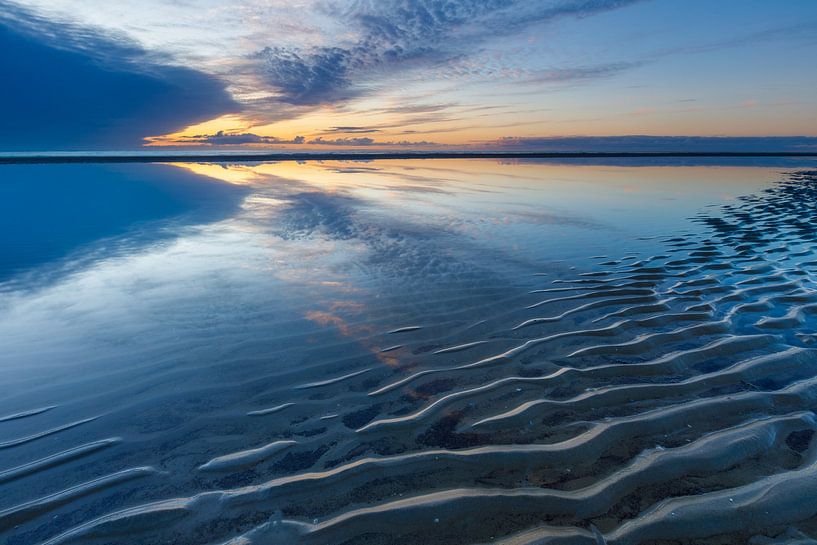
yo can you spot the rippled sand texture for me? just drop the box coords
[5,168,817,545]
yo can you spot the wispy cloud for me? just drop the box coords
[323,126,382,134]
[650,19,817,59]
[253,0,642,106]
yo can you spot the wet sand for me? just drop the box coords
[3,161,817,544]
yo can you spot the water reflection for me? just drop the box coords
[0,163,247,286]
[2,158,817,545]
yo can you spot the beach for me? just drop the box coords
[3,158,817,544]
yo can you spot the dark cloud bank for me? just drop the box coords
[486,136,817,152]
[0,1,239,150]
[180,131,436,147]
[181,132,305,146]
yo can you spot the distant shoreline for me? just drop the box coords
[1,151,816,165]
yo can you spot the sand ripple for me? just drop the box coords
[6,170,817,544]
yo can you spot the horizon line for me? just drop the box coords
[1,150,817,165]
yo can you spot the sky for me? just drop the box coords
[1,0,816,151]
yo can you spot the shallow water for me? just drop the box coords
[3,158,817,544]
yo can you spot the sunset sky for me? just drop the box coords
[1,0,816,151]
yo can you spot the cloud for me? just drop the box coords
[482,135,817,152]
[179,131,305,145]
[650,19,817,59]
[254,45,357,105]
[323,126,382,134]
[526,61,644,83]
[254,0,642,106]
[172,132,437,148]
[0,1,239,150]
[370,103,460,115]
[307,137,438,147]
